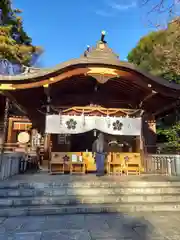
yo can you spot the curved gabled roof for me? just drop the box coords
[0,36,179,119]
[0,56,179,89]
[0,38,179,93]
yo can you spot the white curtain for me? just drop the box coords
[45,115,141,136]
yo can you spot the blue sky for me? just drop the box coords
[13,0,159,67]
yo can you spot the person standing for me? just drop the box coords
[92,133,108,176]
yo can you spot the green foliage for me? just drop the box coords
[127,18,180,83]
[157,122,180,152]
[0,0,42,66]
[128,18,180,149]
[128,31,163,71]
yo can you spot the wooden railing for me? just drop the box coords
[0,143,19,152]
[0,152,25,180]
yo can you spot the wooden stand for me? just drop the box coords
[50,151,142,175]
[50,152,66,174]
[107,152,141,175]
[70,162,85,174]
[107,153,123,175]
[50,152,86,174]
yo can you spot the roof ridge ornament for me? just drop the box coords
[83,31,119,60]
[101,30,106,43]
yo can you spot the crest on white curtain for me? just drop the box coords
[46,115,141,136]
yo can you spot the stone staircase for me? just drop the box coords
[0,174,180,217]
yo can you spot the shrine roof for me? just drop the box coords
[0,32,179,94]
[0,57,180,91]
[0,32,180,121]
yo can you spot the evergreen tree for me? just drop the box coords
[127,18,180,83]
[0,0,42,74]
[127,17,180,152]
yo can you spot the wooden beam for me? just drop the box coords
[0,91,27,115]
[153,101,177,117]
[139,90,157,108]
[51,93,138,104]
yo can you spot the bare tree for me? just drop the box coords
[140,0,180,27]
[153,18,180,76]
[141,0,179,14]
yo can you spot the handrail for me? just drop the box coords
[0,143,24,153]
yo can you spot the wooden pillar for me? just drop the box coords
[143,114,157,154]
[44,134,50,153]
[7,117,13,143]
[0,97,10,170]
[134,135,145,169]
[2,97,10,145]
[135,136,140,152]
[44,85,51,166]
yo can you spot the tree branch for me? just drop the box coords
[140,0,180,27]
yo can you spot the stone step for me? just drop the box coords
[1,180,180,189]
[1,202,180,217]
[0,194,180,207]
[0,187,180,197]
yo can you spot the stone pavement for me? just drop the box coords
[0,212,179,239]
[2,172,180,183]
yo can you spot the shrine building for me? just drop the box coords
[0,32,180,174]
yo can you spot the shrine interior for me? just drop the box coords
[51,131,138,153]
